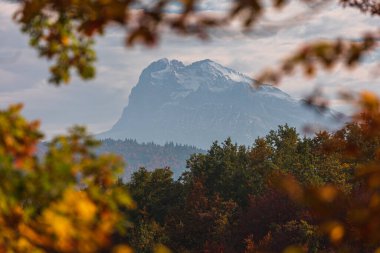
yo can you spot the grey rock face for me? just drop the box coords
[98,58,340,148]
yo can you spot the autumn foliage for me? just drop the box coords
[5,0,380,252]
[0,104,135,252]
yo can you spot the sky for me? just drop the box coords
[0,0,380,139]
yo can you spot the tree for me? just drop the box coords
[247,137,277,194]
[164,179,238,252]
[266,125,300,174]
[235,187,306,245]
[186,139,256,207]
[127,167,185,224]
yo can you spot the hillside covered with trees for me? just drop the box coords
[38,139,205,179]
[97,139,205,179]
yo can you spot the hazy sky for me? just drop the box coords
[0,1,379,139]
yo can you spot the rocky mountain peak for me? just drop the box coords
[98,59,341,148]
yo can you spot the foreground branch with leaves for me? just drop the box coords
[0,104,135,252]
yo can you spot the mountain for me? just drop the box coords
[98,58,341,148]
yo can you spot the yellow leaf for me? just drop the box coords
[360,91,379,110]
[75,192,97,222]
[43,209,74,239]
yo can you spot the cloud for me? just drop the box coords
[0,0,379,138]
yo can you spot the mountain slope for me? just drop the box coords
[98,58,340,148]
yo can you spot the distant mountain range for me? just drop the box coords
[98,58,341,148]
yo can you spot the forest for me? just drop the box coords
[120,120,377,252]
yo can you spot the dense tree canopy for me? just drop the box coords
[121,110,380,252]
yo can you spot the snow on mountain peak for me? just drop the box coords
[191,59,252,84]
[147,58,183,76]
[142,59,295,103]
